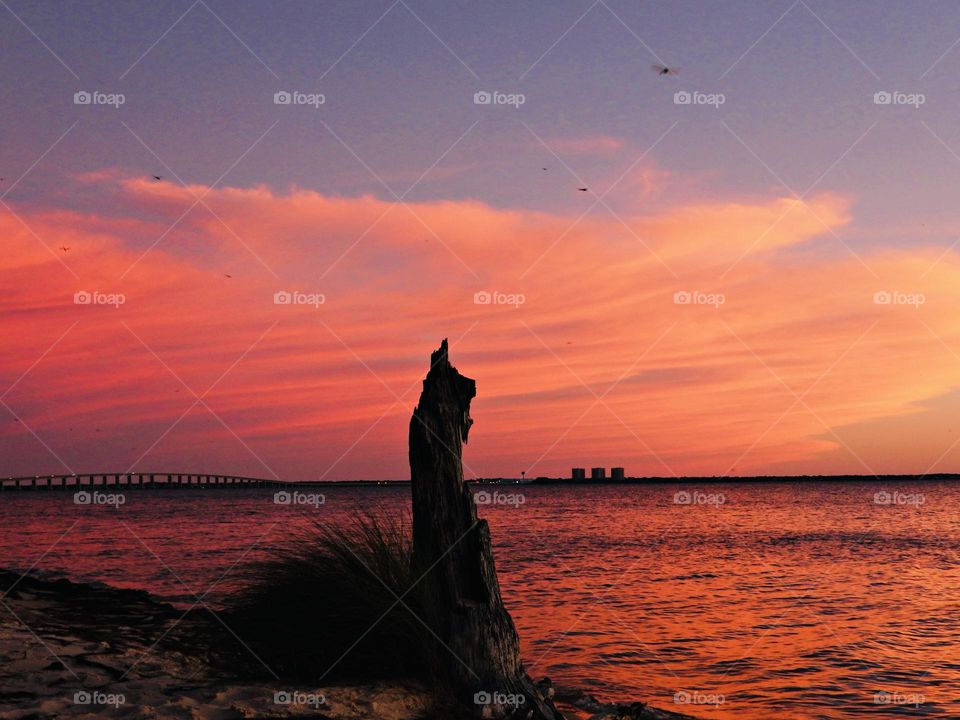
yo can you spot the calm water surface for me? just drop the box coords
[1,481,958,719]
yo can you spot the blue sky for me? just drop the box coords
[4,0,960,229]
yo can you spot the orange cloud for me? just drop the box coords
[1,176,959,480]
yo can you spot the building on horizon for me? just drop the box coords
[571,467,586,480]
[591,467,605,481]
[611,467,625,481]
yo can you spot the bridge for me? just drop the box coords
[0,473,292,491]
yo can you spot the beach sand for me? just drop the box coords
[0,570,693,720]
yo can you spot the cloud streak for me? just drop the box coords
[1,175,959,479]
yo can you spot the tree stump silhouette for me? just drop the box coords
[409,339,561,719]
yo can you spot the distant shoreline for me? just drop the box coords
[522,473,960,485]
[3,472,959,492]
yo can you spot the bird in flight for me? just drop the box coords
[541,167,548,171]
[652,64,678,76]
[58,245,71,253]
[577,187,588,192]
[224,273,233,278]
[152,175,163,182]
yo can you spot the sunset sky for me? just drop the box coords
[3,0,960,480]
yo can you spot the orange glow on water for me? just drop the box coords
[1,483,956,719]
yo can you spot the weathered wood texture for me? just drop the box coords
[409,339,561,719]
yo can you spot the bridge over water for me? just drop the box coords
[0,473,294,491]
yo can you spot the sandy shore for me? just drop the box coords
[0,570,694,720]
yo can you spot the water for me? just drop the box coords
[1,481,958,718]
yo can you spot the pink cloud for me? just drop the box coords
[547,135,625,155]
[1,176,959,480]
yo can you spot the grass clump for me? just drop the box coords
[225,512,442,683]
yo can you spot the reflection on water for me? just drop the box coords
[1,481,958,719]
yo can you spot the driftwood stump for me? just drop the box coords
[409,339,562,719]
